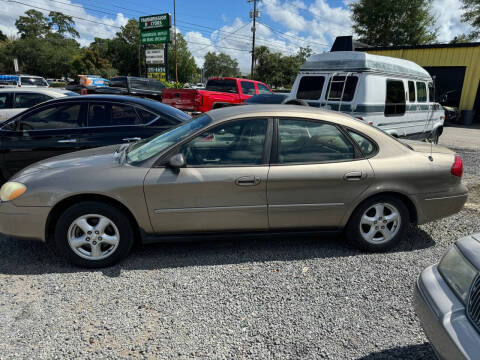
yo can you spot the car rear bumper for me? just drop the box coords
[414,265,480,360]
[414,185,468,224]
[0,201,50,242]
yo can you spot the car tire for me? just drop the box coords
[54,201,134,268]
[345,195,409,252]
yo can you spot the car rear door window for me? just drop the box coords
[385,80,406,116]
[20,103,82,130]
[257,83,271,94]
[88,103,109,127]
[15,93,52,108]
[416,82,427,102]
[111,104,140,126]
[181,118,268,166]
[296,76,325,100]
[326,76,358,102]
[277,119,355,163]
[241,81,256,96]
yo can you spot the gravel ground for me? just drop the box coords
[0,129,479,359]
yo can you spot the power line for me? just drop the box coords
[257,21,328,48]
[193,21,251,52]
[4,0,124,28]
[4,0,252,52]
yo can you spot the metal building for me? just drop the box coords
[356,42,480,124]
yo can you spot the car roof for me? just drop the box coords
[206,104,365,128]
[16,94,190,120]
[0,87,72,96]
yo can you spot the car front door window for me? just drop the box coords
[181,118,268,166]
[20,104,82,130]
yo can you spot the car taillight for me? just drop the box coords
[451,155,463,177]
[81,88,88,95]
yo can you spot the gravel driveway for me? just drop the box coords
[0,127,479,359]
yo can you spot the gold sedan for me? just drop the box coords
[0,105,468,267]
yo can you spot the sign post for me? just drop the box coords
[139,13,171,82]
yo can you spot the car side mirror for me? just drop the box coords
[168,153,186,170]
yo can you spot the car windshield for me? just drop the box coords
[20,77,48,86]
[126,114,212,164]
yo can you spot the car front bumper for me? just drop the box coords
[414,265,480,360]
[0,201,50,242]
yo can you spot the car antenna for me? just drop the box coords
[428,76,436,162]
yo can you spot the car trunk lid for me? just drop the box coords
[401,140,455,154]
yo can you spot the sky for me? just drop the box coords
[0,0,474,73]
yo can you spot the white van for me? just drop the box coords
[289,51,445,142]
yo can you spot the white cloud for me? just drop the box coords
[432,0,472,41]
[0,0,128,46]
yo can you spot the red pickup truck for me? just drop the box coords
[162,77,272,114]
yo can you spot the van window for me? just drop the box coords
[408,81,415,102]
[296,76,325,100]
[416,82,427,102]
[385,80,406,116]
[326,76,358,102]
[428,83,435,102]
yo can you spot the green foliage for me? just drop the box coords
[167,33,199,83]
[254,46,312,89]
[0,30,6,42]
[15,9,50,39]
[203,52,240,78]
[461,0,480,39]
[350,0,438,46]
[71,48,117,78]
[49,11,79,38]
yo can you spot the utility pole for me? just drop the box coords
[249,0,259,79]
[174,0,178,83]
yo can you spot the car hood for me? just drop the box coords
[13,145,123,179]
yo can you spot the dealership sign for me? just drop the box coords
[139,14,171,30]
[140,29,171,45]
[146,49,165,64]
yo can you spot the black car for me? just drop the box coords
[0,95,191,181]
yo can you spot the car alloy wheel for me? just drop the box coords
[67,214,120,261]
[55,201,134,268]
[359,203,401,244]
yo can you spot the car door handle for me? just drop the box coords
[344,171,364,181]
[57,139,77,143]
[123,137,141,142]
[235,176,261,186]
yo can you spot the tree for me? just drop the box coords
[167,33,198,83]
[350,0,438,46]
[203,52,240,78]
[254,46,312,89]
[15,9,50,39]
[71,48,117,78]
[461,0,480,39]
[0,30,6,42]
[49,11,79,38]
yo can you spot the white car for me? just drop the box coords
[0,88,78,122]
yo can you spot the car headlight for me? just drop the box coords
[438,245,478,304]
[0,182,27,202]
